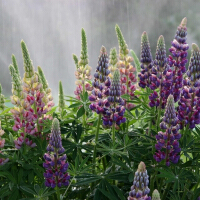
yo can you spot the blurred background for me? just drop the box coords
[0,0,200,104]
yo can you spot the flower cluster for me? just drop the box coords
[138,32,153,89]
[168,17,189,102]
[103,69,126,127]
[154,95,181,166]
[89,46,111,114]
[115,25,137,109]
[0,84,5,110]
[148,35,171,108]
[43,118,70,188]
[10,41,52,149]
[177,43,200,129]
[74,29,93,99]
[128,161,151,200]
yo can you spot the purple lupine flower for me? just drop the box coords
[168,17,189,102]
[103,70,126,127]
[178,43,200,129]
[89,46,111,114]
[43,118,70,188]
[128,162,151,200]
[148,35,172,109]
[154,95,181,166]
[138,32,153,89]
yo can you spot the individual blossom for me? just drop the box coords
[73,29,93,99]
[43,118,70,188]
[152,189,160,200]
[0,84,5,110]
[178,43,200,129]
[154,95,181,166]
[148,35,172,109]
[115,25,137,109]
[138,32,153,89]
[168,17,189,102]
[89,46,111,115]
[103,69,126,127]
[128,161,151,200]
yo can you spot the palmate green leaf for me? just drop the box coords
[77,106,85,118]
[156,168,175,179]
[0,107,11,115]
[0,171,17,184]
[20,186,37,195]
[106,171,130,182]
[98,188,116,200]
[68,102,82,108]
[8,187,19,200]
[112,185,126,200]
[73,174,102,186]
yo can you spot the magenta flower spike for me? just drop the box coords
[154,95,181,166]
[43,118,70,188]
[128,162,151,200]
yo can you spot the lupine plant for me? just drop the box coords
[0,17,200,200]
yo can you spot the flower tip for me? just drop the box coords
[152,189,161,200]
[180,17,187,27]
[101,46,106,53]
[138,161,146,172]
[192,43,199,52]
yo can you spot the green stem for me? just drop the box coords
[56,186,60,200]
[62,177,75,199]
[92,114,101,174]
[148,109,152,136]
[162,182,171,200]
[112,123,115,145]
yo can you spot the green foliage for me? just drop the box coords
[130,50,140,74]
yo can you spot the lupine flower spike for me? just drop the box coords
[11,41,52,149]
[138,32,153,89]
[38,66,54,112]
[43,118,70,188]
[58,81,65,117]
[178,43,200,129]
[115,25,136,109]
[149,35,171,108]
[168,17,189,102]
[74,29,92,99]
[12,54,21,80]
[154,95,181,166]
[0,84,5,110]
[152,189,160,200]
[109,48,118,75]
[103,69,126,127]
[128,161,151,200]
[89,46,111,116]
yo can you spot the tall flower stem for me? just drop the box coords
[112,123,115,145]
[92,114,101,174]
